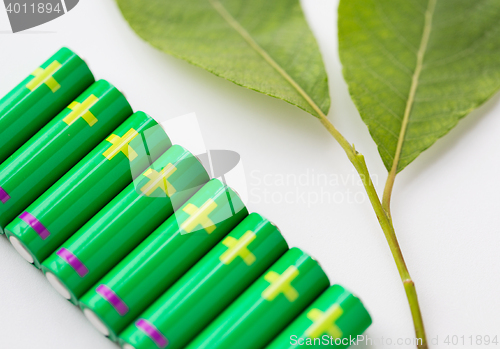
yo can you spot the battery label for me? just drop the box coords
[26,61,62,92]
[63,94,99,126]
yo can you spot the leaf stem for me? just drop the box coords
[318,116,428,349]
[209,1,428,346]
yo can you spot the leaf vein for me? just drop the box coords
[351,55,409,102]
[373,1,419,53]
[355,80,403,122]
[350,15,414,77]
[207,0,326,117]
[388,0,437,174]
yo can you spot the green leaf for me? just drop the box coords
[117,0,330,117]
[339,0,500,173]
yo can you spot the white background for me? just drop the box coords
[0,1,499,348]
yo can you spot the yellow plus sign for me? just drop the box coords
[26,61,62,93]
[262,266,299,302]
[180,199,218,234]
[305,304,344,339]
[140,164,177,197]
[63,95,99,127]
[220,231,257,265]
[102,128,139,161]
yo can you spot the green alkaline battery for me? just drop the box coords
[185,247,330,349]
[80,178,249,340]
[119,212,289,349]
[4,111,171,268]
[266,285,372,349]
[0,47,94,164]
[41,145,210,304]
[0,80,132,234]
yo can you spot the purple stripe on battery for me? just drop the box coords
[96,284,129,316]
[136,319,169,348]
[0,186,10,204]
[20,212,51,240]
[56,248,89,277]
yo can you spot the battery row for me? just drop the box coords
[0,48,372,348]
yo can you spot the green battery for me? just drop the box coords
[80,178,249,340]
[185,247,329,349]
[41,145,210,304]
[265,285,372,348]
[0,80,132,235]
[4,111,171,268]
[119,212,289,349]
[0,47,95,165]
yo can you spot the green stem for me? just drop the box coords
[317,116,428,349]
